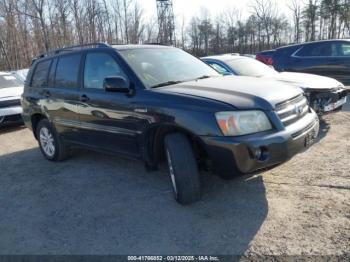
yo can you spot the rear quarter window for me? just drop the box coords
[277,46,300,57]
[31,59,52,88]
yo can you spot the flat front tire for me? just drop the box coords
[164,133,201,205]
[36,119,68,161]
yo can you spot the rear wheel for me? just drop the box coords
[164,133,201,205]
[36,119,69,161]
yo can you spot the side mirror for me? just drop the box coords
[103,76,130,93]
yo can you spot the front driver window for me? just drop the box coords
[84,52,128,89]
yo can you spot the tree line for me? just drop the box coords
[0,0,349,70]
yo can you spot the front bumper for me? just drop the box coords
[308,88,347,113]
[200,111,319,177]
[0,106,23,117]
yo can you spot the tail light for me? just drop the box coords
[256,54,274,65]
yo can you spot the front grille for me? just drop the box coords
[291,119,317,139]
[275,94,309,126]
[0,99,21,109]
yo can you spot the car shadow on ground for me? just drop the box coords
[317,117,330,142]
[342,93,350,112]
[317,93,349,142]
[0,122,25,135]
[0,147,268,255]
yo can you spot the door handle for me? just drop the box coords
[42,90,51,98]
[80,94,90,102]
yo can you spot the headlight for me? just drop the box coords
[215,111,272,136]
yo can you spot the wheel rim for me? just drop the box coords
[0,116,5,124]
[166,149,178,197]
[39,127,55,157]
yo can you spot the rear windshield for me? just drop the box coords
[226,58,278,77]
[0,74,22,89]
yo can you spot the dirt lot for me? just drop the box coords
[0,96,349,256]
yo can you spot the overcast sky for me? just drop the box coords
[140,0,303,22]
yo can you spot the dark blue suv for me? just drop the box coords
[257,39,350,85]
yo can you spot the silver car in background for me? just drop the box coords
[202,55,348,114]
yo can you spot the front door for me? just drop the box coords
[329,42,350,85]
[76,51,140,157]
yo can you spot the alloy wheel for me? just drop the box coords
[39,127,55,157]
[166,149,178,197]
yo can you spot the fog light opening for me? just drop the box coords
[255,147,269,162]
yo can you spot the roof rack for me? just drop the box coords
[35,42,111,60]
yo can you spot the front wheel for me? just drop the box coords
[36,119,69,161]
[164,133,201,205]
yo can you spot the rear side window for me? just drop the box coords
[296,43,332,57]
[31,60,51,88]
[333,43,350,56]
[55,54,81,88]
[295,42,350,57]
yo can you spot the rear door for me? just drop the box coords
[76,50,140,157]
[45,53,82,141]
[329,41,350,85]
[287,42,332,76]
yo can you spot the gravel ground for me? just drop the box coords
[0,96,349,256]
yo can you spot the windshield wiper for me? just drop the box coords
[151,76,214,88]
[195,75,212,80]
[151,80,183,88]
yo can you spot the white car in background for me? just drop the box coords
[11,68,29,83]
[202,55,348,114]
[0,72,24,125]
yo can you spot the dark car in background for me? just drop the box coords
[22,43,319,204]
[256,50,275,66]
[256,39,350,85]
[202,55,347,114]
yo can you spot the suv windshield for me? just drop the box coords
[0,74,23,89]
[118,48,220,88]
[226,58,278,77]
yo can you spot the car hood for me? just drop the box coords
[157,76,302,110]
[0,86,24,101]
[264,72,343,91]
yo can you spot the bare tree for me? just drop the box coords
[251,0,278,48]
[0,0,349,71]
[288,0,303,43]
